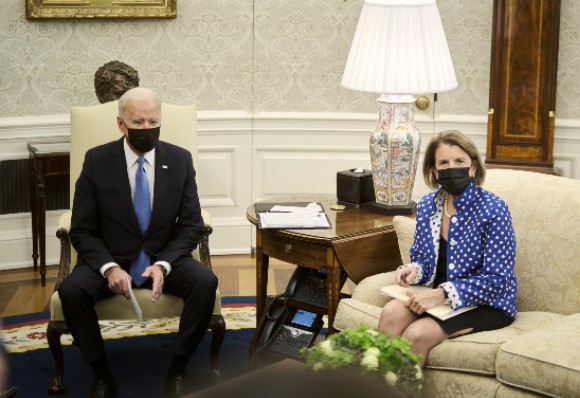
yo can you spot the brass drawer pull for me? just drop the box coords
[284,243,293,254]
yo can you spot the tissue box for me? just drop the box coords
[336,169,375,207]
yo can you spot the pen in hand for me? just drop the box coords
[396,264,415,287]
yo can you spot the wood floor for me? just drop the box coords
[0,255,354,318]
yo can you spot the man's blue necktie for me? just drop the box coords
[130,156,151,286]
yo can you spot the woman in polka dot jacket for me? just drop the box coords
[379,130,517,367]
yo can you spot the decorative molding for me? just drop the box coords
[198,146,238,208]
[1,111,579,270]
[553,154,579,179]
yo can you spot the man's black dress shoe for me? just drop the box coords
[0,386,18,398]
[90,379,117,398]
[164,374,184,398]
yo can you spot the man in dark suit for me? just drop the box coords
[59,87,217,398]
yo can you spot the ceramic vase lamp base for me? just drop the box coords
[366,94,420,216]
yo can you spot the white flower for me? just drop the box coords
[313,362,325,371]
[360,353,379,370]
[365,347,380,357]
[415,365,423,380]
[320,339,333,356]
[365,329,379,337]
[385,371,398,386]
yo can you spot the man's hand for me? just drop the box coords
[406,288,446,315]
[141,264,165,303]
[105,266,131,299]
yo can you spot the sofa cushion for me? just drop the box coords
[351,271,396,307]
[496,313,580,398]
[338,272,564,377]
[333,298,383,331]
[50,288,222,321]
[426,311,563,376]
[484,169,580,315]
[423,369,502,398]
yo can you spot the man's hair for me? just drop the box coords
[94,61,140,104]
[118,87,162,120]
[422,130,486,188]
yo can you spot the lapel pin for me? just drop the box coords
[162,165,168,169]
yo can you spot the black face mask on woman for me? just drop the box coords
[125,125,160,153]
[436,167,472,196]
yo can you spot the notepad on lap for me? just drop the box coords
[380,285,477,321]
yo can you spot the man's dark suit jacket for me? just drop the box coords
[70,137,204,271]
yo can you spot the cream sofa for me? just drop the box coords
[334,169,580,397]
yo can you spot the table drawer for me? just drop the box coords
[262,233,328,267]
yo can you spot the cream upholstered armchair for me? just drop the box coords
[46,101,225,394]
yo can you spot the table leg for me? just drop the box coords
[255,230,269,324]
[37,159,47,287]
[326,250,341,335]
[250,229,269,354]
[29,156,39,272]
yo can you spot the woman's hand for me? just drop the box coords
[406,287,446,315]
[396,264,417,287]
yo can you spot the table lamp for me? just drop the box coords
[342,0,457,214]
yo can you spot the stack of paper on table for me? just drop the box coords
[255,202,331,229]
[380,285,477,321]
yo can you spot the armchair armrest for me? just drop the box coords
[199,208,213,270]
[55,210,73,291]
[55,208,214,290]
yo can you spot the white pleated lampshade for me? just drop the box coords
[342,0,457,95]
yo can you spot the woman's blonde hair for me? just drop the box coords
[422,130,485,189]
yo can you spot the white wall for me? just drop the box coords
[1,111,579,271]
[2,0,580,270]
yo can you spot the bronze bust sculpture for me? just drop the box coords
[94,61,140,103]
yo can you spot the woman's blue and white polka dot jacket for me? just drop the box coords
[409,180,517,318]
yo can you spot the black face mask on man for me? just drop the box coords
[436,167,472,196]
[125,124,160,153]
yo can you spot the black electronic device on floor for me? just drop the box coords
[257,306,324,359]
[284,265,348,309]
[253,265,347,364]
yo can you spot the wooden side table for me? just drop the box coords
[246,195,407,352]
[28,142,70,286]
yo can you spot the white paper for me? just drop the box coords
[127,276,143,323]
[259,211,330,229]
[269,202,323,214]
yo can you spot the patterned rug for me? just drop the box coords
[1,297,256,353]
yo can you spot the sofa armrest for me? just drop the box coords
[350,270,397,308]
[496,313,580,398]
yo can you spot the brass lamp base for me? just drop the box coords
[363,201,416,216]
